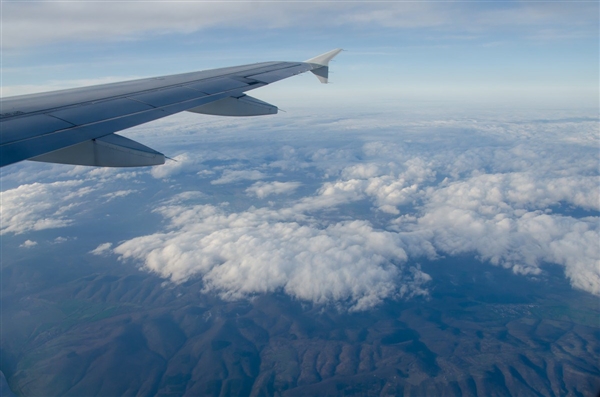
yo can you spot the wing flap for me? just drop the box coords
[187,95,277,117]
[0,93,227,167]
[29,133,164,167]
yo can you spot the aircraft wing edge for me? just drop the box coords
[29,133,165,167]
[1,49,342,168]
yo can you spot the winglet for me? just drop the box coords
[305,48,343,67]
[305,48,343,84]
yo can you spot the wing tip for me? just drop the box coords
[305,49,343,84]
[305,48,344,67]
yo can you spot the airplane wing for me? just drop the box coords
[0,49,342,168]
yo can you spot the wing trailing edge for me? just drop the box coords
[1,49,342,168]
[187,95,277,116]
[29,134,165,167]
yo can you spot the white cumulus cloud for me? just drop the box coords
[113,204,430,311]
[101,189,136,202]
[211,170,267,185]
[246,181,302,198]
[3,106,598,306]
[0,180,93,235]
[294,159,435,214]
[90,242,113,256]
[19,240,38,248]
[150,154,196,179]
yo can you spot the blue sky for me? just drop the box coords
[2,1,598,107]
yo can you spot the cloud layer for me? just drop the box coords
[246,181,302,198]
[114,204,430,311]
[2,106,598,309]
[4,2,597,49]
[0,180,93,235]
[410,177,599,293]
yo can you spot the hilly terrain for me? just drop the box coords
[1,247,598,396]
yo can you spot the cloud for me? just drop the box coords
[101,190,136,202]
[90,243,113,256]
[162,191,208,205]
[408,180,600,292]
[293,159,435,214]
[150,154,196,179]
[19,240,38,248]
[419,172,599,215]
[114,204,430,311]
[211,170,267,185]
[4,106,598,306]
[3,2,596,49]
[0,180,93,235]
[246,181,302,198]
[104,109,600,303]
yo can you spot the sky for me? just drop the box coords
[1,0,599,311]
[1,1,598,107]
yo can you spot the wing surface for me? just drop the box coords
[0,49,341,168]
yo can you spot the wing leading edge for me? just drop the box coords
[0,49,342,168]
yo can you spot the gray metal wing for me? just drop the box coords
[0,49,342,168]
